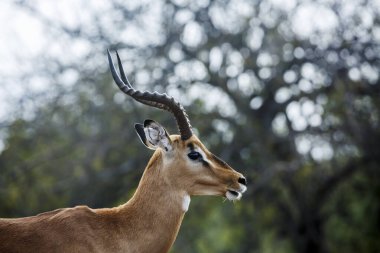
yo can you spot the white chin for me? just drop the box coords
[226,190,242,201]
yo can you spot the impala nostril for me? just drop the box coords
[238,177,247,186]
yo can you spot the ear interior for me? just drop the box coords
[134,120,172,151]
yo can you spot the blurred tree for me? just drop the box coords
[0,0,379,253]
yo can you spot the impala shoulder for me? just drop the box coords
[41,206,96,222]
[35,208,67,218]
[60,206,96,216]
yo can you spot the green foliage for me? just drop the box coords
[1,0,380,252]
[325,170,380,253]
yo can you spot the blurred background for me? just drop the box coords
[0,0,379,252]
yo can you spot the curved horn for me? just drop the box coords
[107,50,193,140]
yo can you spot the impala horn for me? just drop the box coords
[107,50,193,140]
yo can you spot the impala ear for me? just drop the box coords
[134,119,173,152]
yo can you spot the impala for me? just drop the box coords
[0,50,247,253]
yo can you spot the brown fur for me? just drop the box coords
[0,135,245,253]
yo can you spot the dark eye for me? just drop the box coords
[188,151,201,160]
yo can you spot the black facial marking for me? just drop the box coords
[187,143,194,150]
[212,154,228,167]
[201,160,210,167]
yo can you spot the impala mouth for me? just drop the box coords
[226,189,242,201]
[225,181,247,201]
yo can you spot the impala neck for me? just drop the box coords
[118,151,188,253]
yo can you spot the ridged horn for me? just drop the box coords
[107,49,193,140]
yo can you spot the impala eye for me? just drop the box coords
[188,151,201,160]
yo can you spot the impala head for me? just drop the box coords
[108,50,247,201]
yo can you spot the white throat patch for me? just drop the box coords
[182,194,191,212]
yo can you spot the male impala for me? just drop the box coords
[0,50,247,253]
